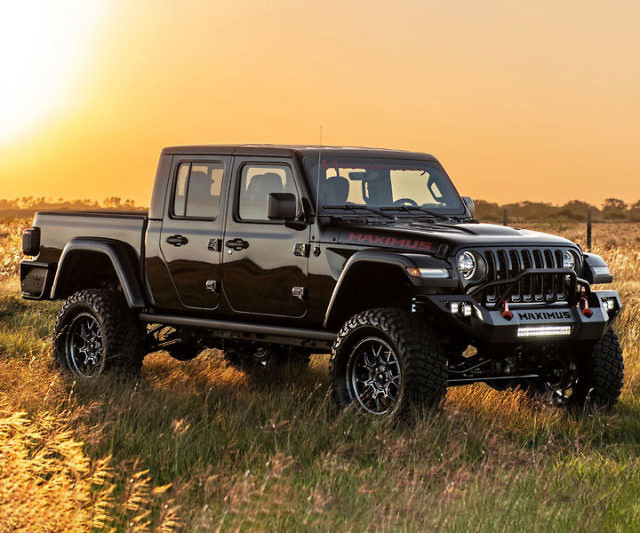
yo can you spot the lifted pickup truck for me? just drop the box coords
[21,145,624,417]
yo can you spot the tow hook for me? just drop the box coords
[579,297,593,318]
[500,300,513,321]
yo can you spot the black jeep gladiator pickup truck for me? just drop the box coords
[20,145,623,417]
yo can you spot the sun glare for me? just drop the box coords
[0,1,107,145]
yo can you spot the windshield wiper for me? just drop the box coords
[381,206,450,221]
[322,204,396,220]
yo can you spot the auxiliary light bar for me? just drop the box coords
[516,326,572,338]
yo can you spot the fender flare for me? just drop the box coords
[323,250,455,329]
[50,238,146,308]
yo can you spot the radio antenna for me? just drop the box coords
[313,125,323,227]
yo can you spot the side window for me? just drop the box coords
[238,164,298,221]
[172,161,224,219]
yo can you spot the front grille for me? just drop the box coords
[475,247,576,306]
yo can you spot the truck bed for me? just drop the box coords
[34,210,148,264]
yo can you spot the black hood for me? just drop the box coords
[331,220,576,255]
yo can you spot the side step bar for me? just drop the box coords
[139,313,337,350]
[447,373,539,386]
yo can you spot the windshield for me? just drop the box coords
[304,157,465,215]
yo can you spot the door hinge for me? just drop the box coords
[294,243,309,257]
[205,280,218,293]
[208,238,221,252]
[291,286,306,301]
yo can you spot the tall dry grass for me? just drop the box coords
[1,219,640,531]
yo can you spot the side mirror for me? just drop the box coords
[268,192,297,221]
[462,196,475,218]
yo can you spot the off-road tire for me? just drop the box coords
[330,308,447,417]
[573,329,624,409]
[525,329,624,410]
[54,288,145,378]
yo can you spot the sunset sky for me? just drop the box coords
[0,0,638,206]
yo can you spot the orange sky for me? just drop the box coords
[0,0,638,206]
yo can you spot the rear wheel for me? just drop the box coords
[54,288,145,378]
[330,308,447,418]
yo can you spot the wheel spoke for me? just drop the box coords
[67,314,104,377]
[363,351,376,369]
[349,338,402,415]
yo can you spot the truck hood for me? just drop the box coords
[332,221,576,254]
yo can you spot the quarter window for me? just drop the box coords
[172,162,224,219]
[238,164,298,221]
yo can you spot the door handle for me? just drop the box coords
[225,238,249,251]
[166,234,189,247]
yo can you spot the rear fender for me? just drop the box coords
[51,238,145,308]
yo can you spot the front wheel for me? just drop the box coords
[329,309,447,418]
[527,329,624,410]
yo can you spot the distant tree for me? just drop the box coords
[602,198,628,220]
[474,200,502,221]
[628,200,640,221]
[557,200,592,221]
[103,197,123,208]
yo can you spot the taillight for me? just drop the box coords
[22,227,41,256]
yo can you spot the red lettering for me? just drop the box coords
[418,241,432,251]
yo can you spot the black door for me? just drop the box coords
[221,157,309,318]
[160,155,230,309]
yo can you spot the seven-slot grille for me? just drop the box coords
[476,247,575,306]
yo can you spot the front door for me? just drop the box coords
[221,158,309,318]
[160,155,230,310]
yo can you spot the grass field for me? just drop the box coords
[1,218,640,531]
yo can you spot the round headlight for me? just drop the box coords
[457,251,477,280]
[563,250,576,270]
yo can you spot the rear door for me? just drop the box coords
[221,157,309,318]
[159,155,230,310]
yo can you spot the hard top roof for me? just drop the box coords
[161,144,438,161]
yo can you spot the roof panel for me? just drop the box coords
[161,144,437,161]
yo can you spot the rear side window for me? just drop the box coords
[172,161,224,219]
[238,164,298,221]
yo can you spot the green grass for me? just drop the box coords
[2,222,640,531]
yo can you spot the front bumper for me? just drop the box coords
[422,290,621,344]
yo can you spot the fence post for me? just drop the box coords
[586,208,592,251]
[502,208,508,226]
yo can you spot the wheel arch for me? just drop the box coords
[51,238,145,308]
[323,251,422,331]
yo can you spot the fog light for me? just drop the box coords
[604,299,615,311]
[462,304,473,317]
[449,302,460,314]
[517,326,572,338]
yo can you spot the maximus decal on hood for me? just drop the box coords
[347,232,432,251]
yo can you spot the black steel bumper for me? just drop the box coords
[422,289,621,344]
[20,260,55,300]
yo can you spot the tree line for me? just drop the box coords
[0,196,636,222]
[475,198,636,223]
[0,196,144,215]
